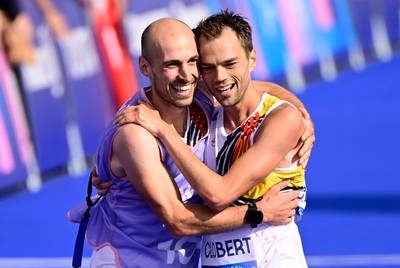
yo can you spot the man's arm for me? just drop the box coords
[113,124,298,236]
[161,104,304,211]
[254,81,315,166]
[114,103,303,212]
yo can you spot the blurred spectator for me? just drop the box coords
[0,1,34,64]
[0,1,34,135]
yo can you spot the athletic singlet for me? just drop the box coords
[70,87,212,268]
[202,93,307,267]
[206,93,306,206]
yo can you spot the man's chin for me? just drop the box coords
[173,97,194,107]
[217,97,240,107]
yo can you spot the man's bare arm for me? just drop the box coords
[114,103,303,212]
[162,104,304,211]
[254,81,315,166]
[113,124,298,236]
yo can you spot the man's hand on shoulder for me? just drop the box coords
[114,103,171,139]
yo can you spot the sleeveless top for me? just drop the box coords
[205,92,306,209]
[72,87,212,268]
[200,93,307,267]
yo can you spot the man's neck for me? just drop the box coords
[223,83,263,134]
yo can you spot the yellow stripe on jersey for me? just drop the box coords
[258,94,281,117]
[242,165,305,200]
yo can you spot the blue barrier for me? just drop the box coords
[51,0,113,157]
[382,0,400,44]
[17,0,71,173]
[15,0,113,175]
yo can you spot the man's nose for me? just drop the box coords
[180,63,198,80]
[215,66,227,82]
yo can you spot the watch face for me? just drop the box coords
[246,207,263,226]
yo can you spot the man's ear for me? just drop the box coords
[249,49,256,70]
[139,56,151,77]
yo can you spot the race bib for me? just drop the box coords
[201,227,257,268]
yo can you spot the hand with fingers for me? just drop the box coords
[90,167,112,196]
[257,180,299,225]
[297,107,315,167]
[114,102,171,138]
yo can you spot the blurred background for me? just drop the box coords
[0,0,399,267]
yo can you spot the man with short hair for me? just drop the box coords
[117,10,311,267]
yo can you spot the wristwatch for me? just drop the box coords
[244,201,263,228]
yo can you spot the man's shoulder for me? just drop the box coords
[114,124,158,152]
[111,123,162,175]
[257,102,304,140]
[269,102,302,121]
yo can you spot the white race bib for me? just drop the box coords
[201,226,258,268]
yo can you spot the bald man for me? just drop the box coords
[71,18,311,267]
